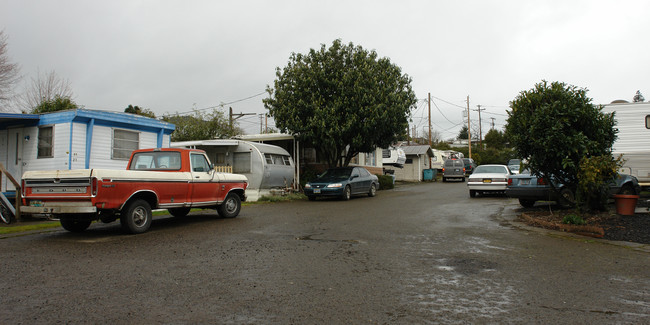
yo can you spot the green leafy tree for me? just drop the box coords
[125,104,156,118]
[483,129,506,150]
[264,39,417,167]
[457,125,468,140]
[505,80,617,193]
[163,109,240,142]
[32,95,78,113]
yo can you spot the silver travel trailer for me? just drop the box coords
[602,102,650,188]
[171,139,295,201]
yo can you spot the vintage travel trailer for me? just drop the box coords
[602,102,650,188]
[171,139,295,201]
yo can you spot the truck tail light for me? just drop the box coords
[91,177,97,196]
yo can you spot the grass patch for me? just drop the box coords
[258,193,307,202]
[0,221,61,235]
[562,213,586,225]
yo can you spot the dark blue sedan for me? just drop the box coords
[506,171,640,208]
[304,167,379,201]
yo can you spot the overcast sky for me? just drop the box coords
[2,0,648,139]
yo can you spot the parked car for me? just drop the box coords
[463,158,477,175]
[506,171,641,208]
[507,159,522,175]
[442,159,465,182]
[467,164,511,197]
[304,167,379,201]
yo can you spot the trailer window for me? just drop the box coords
[233,152,251,173]
[264,153,291,166]
[112,129,139,160]
[646,115,650,129]
[37,126,54,158]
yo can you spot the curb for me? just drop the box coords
[499,203,650,254]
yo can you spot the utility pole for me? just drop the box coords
[475,104,485,148]
[467,95,471,159]
[428,93,432,169]
[229,107,256,133]
[490,117,495,129]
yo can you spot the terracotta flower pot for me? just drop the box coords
[613,194,639,216]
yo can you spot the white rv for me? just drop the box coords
[382,147,406,168]
[602,102,650,188]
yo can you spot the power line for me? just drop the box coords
[168,91,267,116]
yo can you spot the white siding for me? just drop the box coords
[70,122,87,170]
[23,123,70,172]
[88,126,163,170]
[140,131,157,149]
[603,103,650,153]
[89,126,128,169]
[602,103,650,185]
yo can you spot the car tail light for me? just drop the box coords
[508,178,513,186]
[538,177,547,185]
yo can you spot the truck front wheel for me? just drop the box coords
[217,193,241,218]
[60,218,92,233]
[121,199,152,234]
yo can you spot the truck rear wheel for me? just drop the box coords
[60,218,92,233]
[121,199,152,234]
[217,193,241,218]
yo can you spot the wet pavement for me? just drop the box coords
[0,181,648,324]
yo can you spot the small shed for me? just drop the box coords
[171,139,294,201]
[0,109,175,192]
[392,145,434,182]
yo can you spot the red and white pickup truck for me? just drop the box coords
[21,148,248,234]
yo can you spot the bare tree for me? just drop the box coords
[17,69,74,112]
[0,30,21,110]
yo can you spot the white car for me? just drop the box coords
[467,164,511,197]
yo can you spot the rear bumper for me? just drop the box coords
[21,201,97,215]
[505,187,556,200]
[467,183,507,191]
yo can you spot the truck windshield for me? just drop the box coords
[130,152,182,170]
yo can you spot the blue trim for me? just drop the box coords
[69,121,74,169]
[157,128,164,148]
[0,113,40,129]
[38,109,175,134]
[85,118,94,169]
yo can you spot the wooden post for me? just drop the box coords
[0,162,21,221]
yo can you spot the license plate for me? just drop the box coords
[455,169,460,172]
[483,179,492,183]
[521,179,530,185]
[30,200,44,207]
[314,189,321,194]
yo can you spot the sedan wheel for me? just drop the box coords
[558,188,576,208]
[519,199,536,208]
[342,185,351,201]
[469,190,476,198]
[368,183,377,197]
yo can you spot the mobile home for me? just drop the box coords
[602,102,650,188]
[0,109,175,192]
